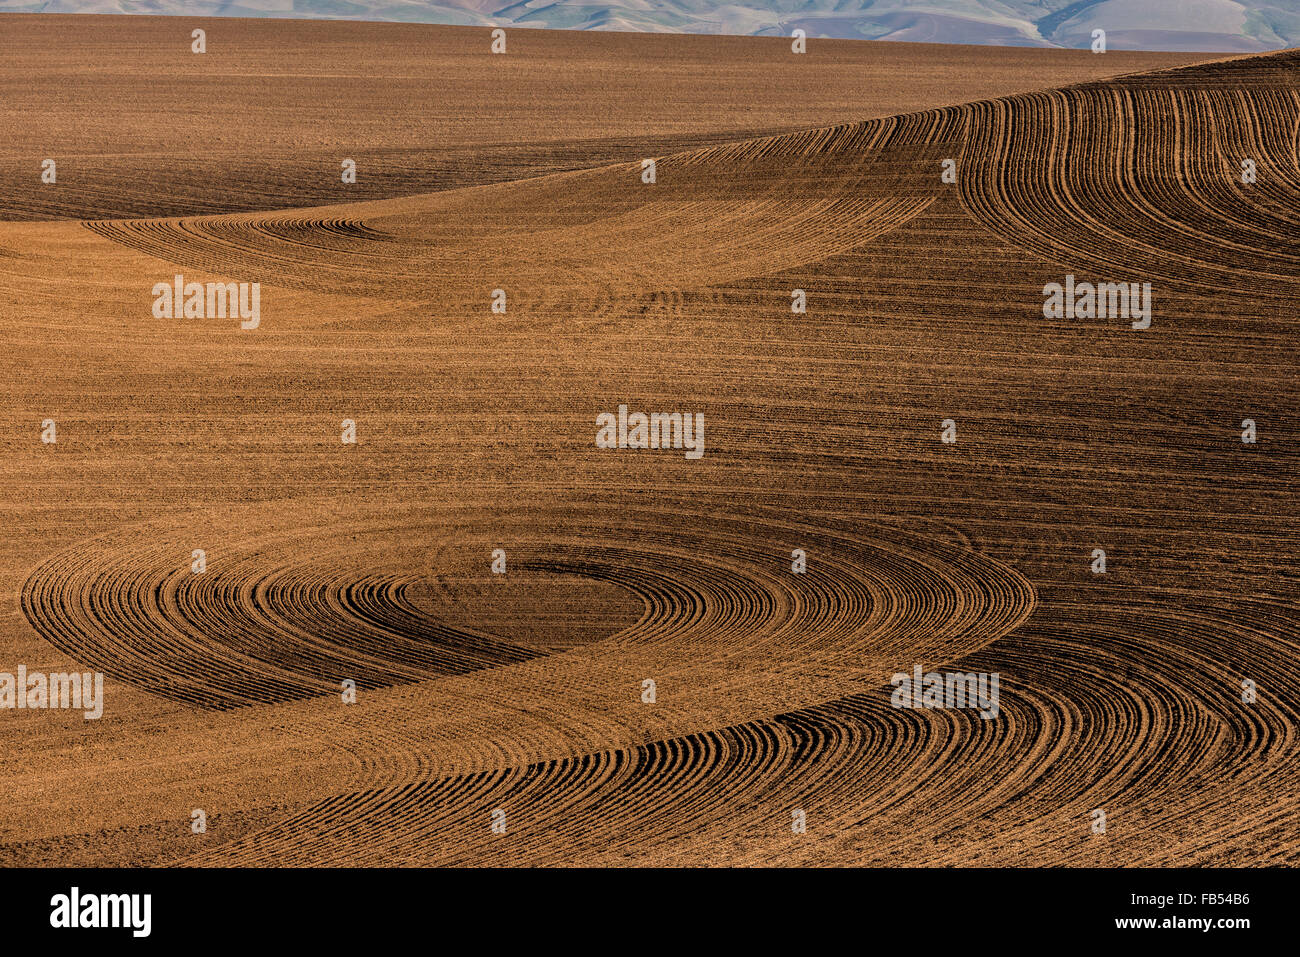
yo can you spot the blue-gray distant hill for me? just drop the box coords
[7,1,1296,51]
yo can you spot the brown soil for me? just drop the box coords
[0,14,1293,866]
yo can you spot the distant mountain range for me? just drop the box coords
[4,1,1297,51]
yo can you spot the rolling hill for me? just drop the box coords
[0,15,1296,866]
